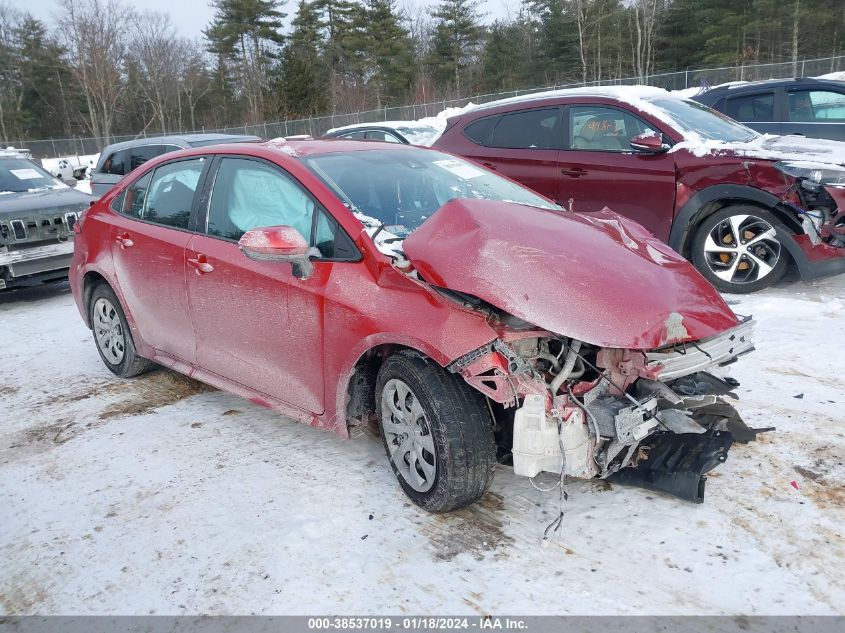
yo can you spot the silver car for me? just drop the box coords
[90,133,261,197]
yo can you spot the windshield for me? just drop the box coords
[648,97,759,143]
[302,149,560,236]
[0,157,63,193]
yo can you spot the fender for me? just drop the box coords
[77,264,156,360]
[330,329,498,431]
[669,184,784,253]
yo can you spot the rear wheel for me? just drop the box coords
[89,283,155,378]
[691,205,788,293]
[376,351,496,513]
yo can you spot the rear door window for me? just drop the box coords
[340,131,368,140]
[788,89,845,121]
[725,93,775,122]
[140,158,205,229]
[129,145,164,171]
[489,108,561,149]
[366,130,403,143]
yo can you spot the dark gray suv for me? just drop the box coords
[0,153,92,290]
[693,77,845,141]
[90,133,261,197]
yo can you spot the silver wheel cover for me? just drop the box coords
[703,214,781,285]
[93,297,126,365]
[381,378,437,493]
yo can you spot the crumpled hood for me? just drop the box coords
[402,200,740,350]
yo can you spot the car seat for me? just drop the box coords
[573,117,624,150]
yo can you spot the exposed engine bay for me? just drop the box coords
[791,181,845,248]
[444,318,761,503]
[349,194,771,503]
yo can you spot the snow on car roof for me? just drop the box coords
[467,85,675,113]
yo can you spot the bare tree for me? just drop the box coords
[791,0,801,75]
[631,0,664,82]
[129,11,181,134]
[179,43,212,133]
[0,2,22,142]
[573,0,589,84]
[56,0,132,147]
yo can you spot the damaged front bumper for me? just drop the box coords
[780,184,845,280]
[451,320,768,504]
[0,240,75,289]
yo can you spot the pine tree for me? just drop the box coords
[205,0,286,122]
[363,0,414,106]
[271,0,327,117]
[426,0,483,95]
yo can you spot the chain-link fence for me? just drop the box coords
[7,55,845,160]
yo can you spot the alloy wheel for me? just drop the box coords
[93,297,126,365]
[702,214,781,285]
[381,378,437,493]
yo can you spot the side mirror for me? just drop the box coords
[630,132,669,154]
[63,177,78,188]
[238,226,314,279]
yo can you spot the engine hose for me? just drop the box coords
[535,352,561,372]
[550,340,582,396]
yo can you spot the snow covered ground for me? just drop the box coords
[0,273,844,616]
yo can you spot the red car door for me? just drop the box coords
[469,107,564,203]
[109,157,208,363]
[558,104,677,241]
[185,156,337,414]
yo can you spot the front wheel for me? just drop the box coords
[376,351,496,513]
[691,206,788,294]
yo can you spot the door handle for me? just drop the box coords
[482,162,498,170]
[115,233,134,248]
[561,167,586,178]
[187,254,214,275]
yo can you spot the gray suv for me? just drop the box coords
[90,133,261,197]
[0,153,92,290]
[693,77,845,141]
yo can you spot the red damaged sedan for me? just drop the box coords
[70,140,763,512]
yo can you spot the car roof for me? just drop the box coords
[128,139,430,169]
[258,138,428,157]
[702,77,845,96]
[99,133,261,154]
[462,85,675,116]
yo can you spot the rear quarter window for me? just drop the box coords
[462,116,498,144]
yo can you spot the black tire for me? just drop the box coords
[690,205,788,294]
[88,283,155,378]
[376,350,496,513]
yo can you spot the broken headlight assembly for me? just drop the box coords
[775,160,845,187]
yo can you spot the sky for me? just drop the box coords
[8,0,519,41]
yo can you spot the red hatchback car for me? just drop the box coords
[434,87,845,293]
[70,140,762,512]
